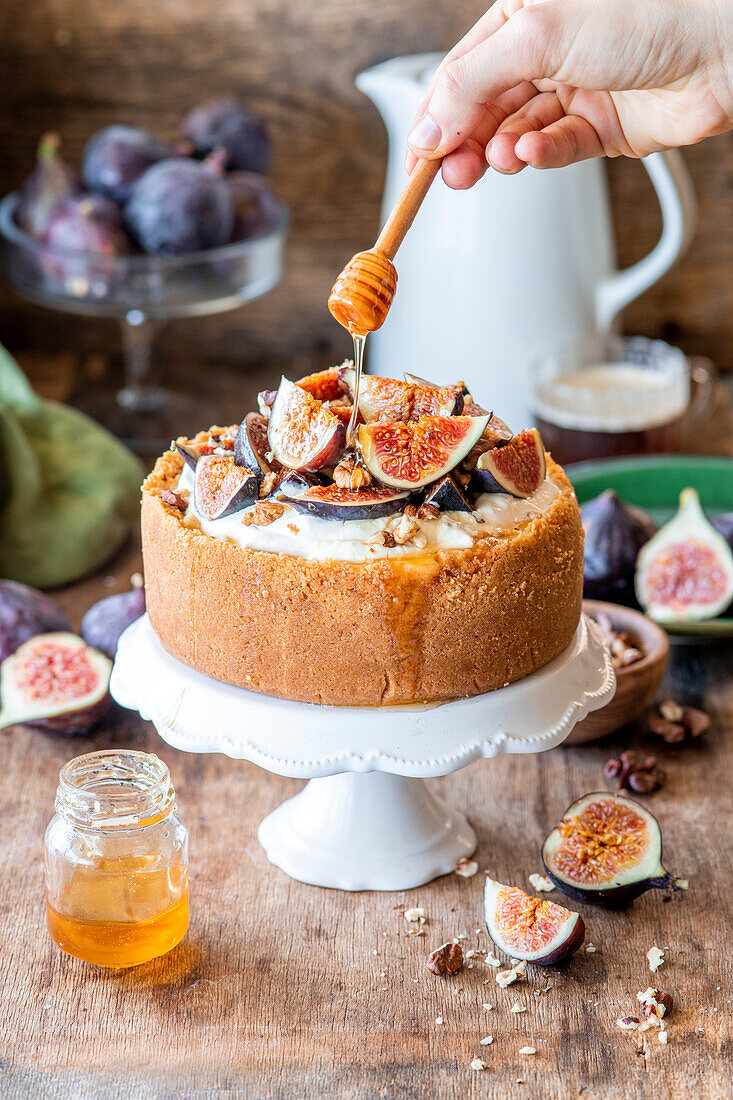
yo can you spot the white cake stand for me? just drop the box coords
[111,614,614,891]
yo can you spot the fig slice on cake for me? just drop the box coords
[340,369,464,422]
[483,878,585,965]
[542,792,688,907]
[279,483,409,521]
[358,415,489,490]
[194,454,258,520]
[295,366,349,403]
[267,377,346,472]
[422,474,473,513]
[234,412,283,482]
[472,428,546,498]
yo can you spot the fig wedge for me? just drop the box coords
[194,454,258,520]
[359,415,489,490]
[268,377,346,472]
[422,474,473,513]
[542,792,688,907]
[234,412,282,482]
[280,484,409,520]
[636,488,733,622]
[484,879,585,965]
[341,369,463,421]
[295,365,349,403]
[472,428,546,498]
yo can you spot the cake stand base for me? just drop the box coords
[258,772,476,891]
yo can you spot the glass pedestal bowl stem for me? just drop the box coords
[117,310,165,413]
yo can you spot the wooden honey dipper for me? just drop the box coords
[328,157,442,337]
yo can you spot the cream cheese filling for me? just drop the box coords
[177,463,561,563]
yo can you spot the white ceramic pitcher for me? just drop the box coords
[357,54,698,429]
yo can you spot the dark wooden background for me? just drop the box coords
[1,0,732,393]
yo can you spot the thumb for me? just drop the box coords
[408,2,568,157]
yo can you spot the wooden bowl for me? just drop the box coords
[565,600,670,744]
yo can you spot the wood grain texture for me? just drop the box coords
[0,530,732,1099]
[1,0,733,391]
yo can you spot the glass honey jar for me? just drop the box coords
[44,750,189,968]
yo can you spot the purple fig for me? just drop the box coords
[582,490,656,602]
[0,632,111,735]
[82,125,171,203]
[226,172,282,240]
[0,580,71,663]
[125,158,234,255]
[43,195,133,257]
[181,100,271,174]
[80,575,146,660]
[15,132,81,239]
[422,475,473,513]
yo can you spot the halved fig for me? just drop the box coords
[359,415,489,490]
[234,412,282,481]
[295,365,349,403]
[635,488,733,622]
[341,369,463,421]
[267,377,346,472]
[0,632,111,735]
[484,879,585,965]
[422,474,473,513]
[542,792,688,908]
[194,454,258,520]
[280,483,408,520]
[473,428,546,498]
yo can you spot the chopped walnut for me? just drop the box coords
[427,941,464,976]
[616,1016,641,1031]
[159,489,188,510]
[454,857,478,878]
[417,502,440,520]
[604,750,664,793]
[333,457,372,490]
[470,1059,486,1071]
[592,612,644,669]
[518,1047,537,1056]
[496,959,526,987]
[241,501,285,527]
[638,987,673,1019]
[646,946,665,973]
[404,907,426,923]
[392,511,421,545]
[528,873,555,893]
[259,471,279,498]
[381,531,397,548]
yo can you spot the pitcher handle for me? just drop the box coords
[595,149,697,331]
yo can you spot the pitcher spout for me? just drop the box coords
[356,54,441,130]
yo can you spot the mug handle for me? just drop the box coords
[595,150,697,331]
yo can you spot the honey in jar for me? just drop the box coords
[44,750,189,968]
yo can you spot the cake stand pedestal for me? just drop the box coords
[111,614,614,891]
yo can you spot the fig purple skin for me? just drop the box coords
[181,100,271,175]
[42,195,133,257]
[80,582,146,660]
[176,442,201,470]
[125,158,234,255]
[0,580,71,663]
[280,484,409,521]
[82,125,172,203]
[15,132,81,240]
[581,490,656,602]
[422,475,473,513]
[227,172,282,240]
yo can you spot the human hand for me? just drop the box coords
[406,0,733,187]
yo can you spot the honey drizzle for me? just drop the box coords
[347,333,365,446]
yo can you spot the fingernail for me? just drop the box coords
[408,113,441,151]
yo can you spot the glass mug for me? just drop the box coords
[531,336,715,466]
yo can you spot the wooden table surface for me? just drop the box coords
[2,532,733,1099]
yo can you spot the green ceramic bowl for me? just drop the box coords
[567,455,733,638]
